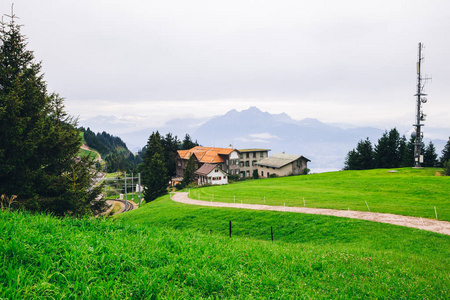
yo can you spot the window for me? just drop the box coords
[267,172,270,177]
[245,161,250,167]
[246,171,250,177]
[260,152,264,157]
[246,153,249,158]
[252,160,257,166]
[261,171,264,176]
[253,152,256,158]
[240,162,244,167]
[240,153,243,159]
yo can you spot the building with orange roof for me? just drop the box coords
[176,146,271,179]
[176,146,240,178]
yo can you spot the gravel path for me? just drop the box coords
[172,192,450,236]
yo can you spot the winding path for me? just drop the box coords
[171,192,450,236]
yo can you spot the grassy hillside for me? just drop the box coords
[188,168,450,221]
[3,168,449,299]
[2,207,449,299]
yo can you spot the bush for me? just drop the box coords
[443,160,450,176]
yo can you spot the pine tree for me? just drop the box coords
[162,133,179,177]
[374,128,401,168]
[343,139,374,170]
[0,13,104,215]
[440,138,450,167]
[423,141,438,167]
[181,155,196,187]
[142,132,169,201]
[356,138,374,169]
[343,149,358,170]
[181,134,198,150]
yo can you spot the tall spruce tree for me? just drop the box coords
[181,134,198,150]
[162,133,179,177]
[423,141,438,167]
[181,154,196,187]
[0,13,104,215]
[343,149,358,170]
[440,138,450,167]
[374,128,401,168]
[343,138,374,170]
[142,132,169,201]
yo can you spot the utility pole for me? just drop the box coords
[412,43,430,167]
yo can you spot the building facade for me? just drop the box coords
[236,149,270,178]
[256,153,310,178]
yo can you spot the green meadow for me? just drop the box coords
[188,168,450,221]
[2,168,449,299]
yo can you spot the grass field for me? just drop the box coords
[77,148,99,160]
[2,168,449,299]
[187,168,450,221]
[2,206,449,299]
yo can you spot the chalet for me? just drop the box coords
[256,153,310,178]
[194,164,228,185]
[176,146,240,178]
[176,146,270,179]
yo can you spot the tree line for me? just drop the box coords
[80,127,142,173]
[344,128,450,171]
[140,132,198,202]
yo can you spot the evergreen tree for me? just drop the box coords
[374,128,401,168]
[443,160,450,176]
[423,141,438,167]
[181,155,196,187]
[144,153,168,201]
[142,132,169,201]
[440,138,450,167]
[343,149,358,170]
[343,139,373,170]
[162,133,179,177]
[398,135,411,167]
[0,14,104,215]
[181,134,198,150]
[355,138,374,169]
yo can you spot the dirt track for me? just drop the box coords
[171,192,450,236]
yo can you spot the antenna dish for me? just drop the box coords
[421,97,427,103]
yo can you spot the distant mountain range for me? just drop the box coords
[80,107,448,173]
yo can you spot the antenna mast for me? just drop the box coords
[412,43,430,167]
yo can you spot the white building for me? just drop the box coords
[194,164,228,185]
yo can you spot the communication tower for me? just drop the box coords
[412,43,431,167]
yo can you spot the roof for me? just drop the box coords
[194,164,227,176]
[255,153,311,169]
[177,146,236,164]
[237,149,271,153]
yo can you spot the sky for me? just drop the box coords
[2,0,450,138]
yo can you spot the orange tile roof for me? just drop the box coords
[177,146,235,164]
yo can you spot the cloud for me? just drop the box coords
[248,133,280,140]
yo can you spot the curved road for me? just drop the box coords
[171,192,450,236]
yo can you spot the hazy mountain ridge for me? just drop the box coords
[79,107,448,172]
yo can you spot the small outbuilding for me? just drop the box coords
[256,153,310,178]
[194,163,228,186]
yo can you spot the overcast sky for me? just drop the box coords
[2,0,450,137]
